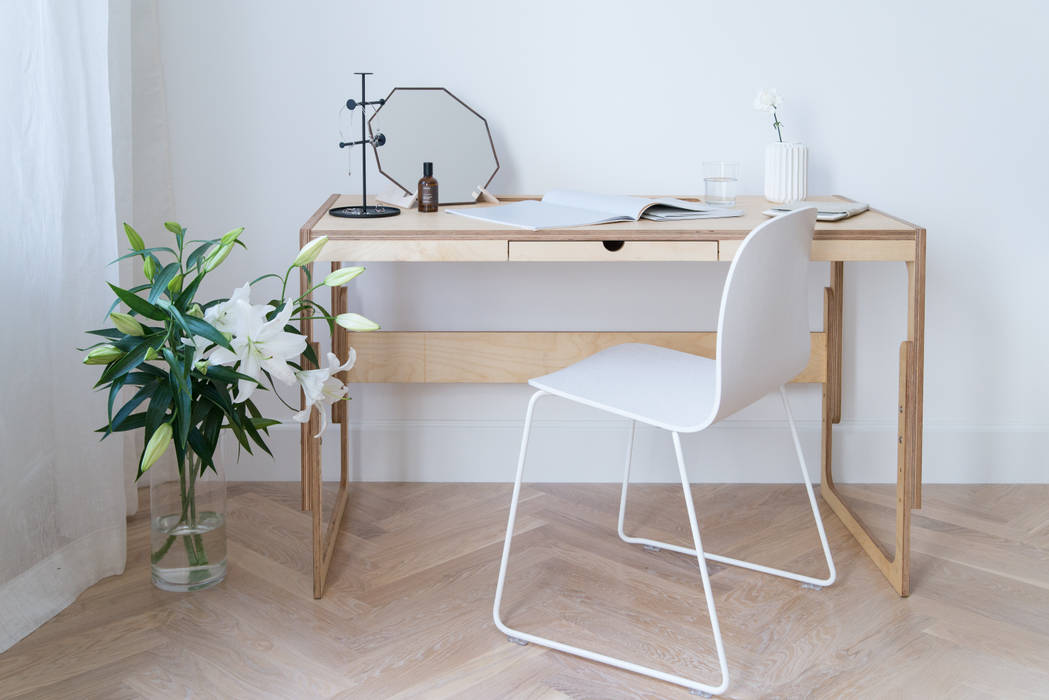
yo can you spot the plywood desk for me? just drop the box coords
[298,194,926,599]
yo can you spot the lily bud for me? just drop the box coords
[167,273,183,294]
[187,303,204,319]
[220,226,245,246]
[143,256,156,281]
[292,236,328,267]
[110,312,145,337]
[123,223,145,251]
[83,344,123,365]
[144,347,160,361]
[140,422,172,473]
[203,243,233,272]
[323,266,365,287]
[335,312,380,332]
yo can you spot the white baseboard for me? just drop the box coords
[221,419,1049,484]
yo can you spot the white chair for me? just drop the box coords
[492,207,835,697]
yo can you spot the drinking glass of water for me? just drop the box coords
[703,161,740,207]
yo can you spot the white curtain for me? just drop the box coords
[0,0,126,652]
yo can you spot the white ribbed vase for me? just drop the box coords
[764,142,808,203]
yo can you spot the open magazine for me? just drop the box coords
[446,190,743,231]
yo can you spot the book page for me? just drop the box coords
[643,204,743,220]
[542,190,654,220]
[650,197,726,212]
[445,200,628,230]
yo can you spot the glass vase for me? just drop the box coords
[149,453,227,591]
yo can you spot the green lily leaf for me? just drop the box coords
[106,374,128,427]
[108,246,179,266]
[86,328,125,340]
[148,263,181,304]
[145,382,173,438]
[198,364,262,387]
[109,381,158,435]
[182,315,233,351]
[95,332,164,387]
[108,283,166,321]
[185,240,216,272]
[96,412,147,433]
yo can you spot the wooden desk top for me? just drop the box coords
[304,194,922,242]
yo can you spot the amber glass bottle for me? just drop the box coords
[418,162,438,212]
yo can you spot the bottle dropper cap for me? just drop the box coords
[423,162,433,177]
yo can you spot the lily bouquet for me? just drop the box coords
[83,222,375,587]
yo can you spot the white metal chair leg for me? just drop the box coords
[494,394,730,696]
[616,420,637,544]
[618,387,836,588]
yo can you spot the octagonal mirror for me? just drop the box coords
[369,87,499,204]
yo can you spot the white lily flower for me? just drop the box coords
[209,301,307,403]
[753,88,783,113]
[291,350,357,437]
[204,281,253,333]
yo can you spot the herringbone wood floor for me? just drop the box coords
[3,482,1048,698]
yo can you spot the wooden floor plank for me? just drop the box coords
[2,483,1047,699]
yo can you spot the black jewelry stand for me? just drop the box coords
[330,72,400,219]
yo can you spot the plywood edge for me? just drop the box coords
[302,194,340,238]
[317,239,509,262]
[719,239,915,262]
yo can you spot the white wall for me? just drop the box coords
[140,0,1049,483]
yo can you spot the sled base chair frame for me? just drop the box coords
[492,207,836,696]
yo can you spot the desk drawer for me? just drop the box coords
[508,240,717,262]
[318,239,508,262]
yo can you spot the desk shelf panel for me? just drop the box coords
[344,331,827,384]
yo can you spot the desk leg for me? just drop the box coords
[908,231,927,508]
[298,261,354,599]
[300,263,315,511]
[819,239,925,597]
[330,263,350,482]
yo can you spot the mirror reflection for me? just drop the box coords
[370,88,499,205]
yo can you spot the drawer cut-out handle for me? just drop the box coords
[602,240,625,252]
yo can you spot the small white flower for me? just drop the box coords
[292,350,357,437]
[753,88,783,113]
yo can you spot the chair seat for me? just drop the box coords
[528,343,717,432]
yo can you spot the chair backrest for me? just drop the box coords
[709,206,816,424]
